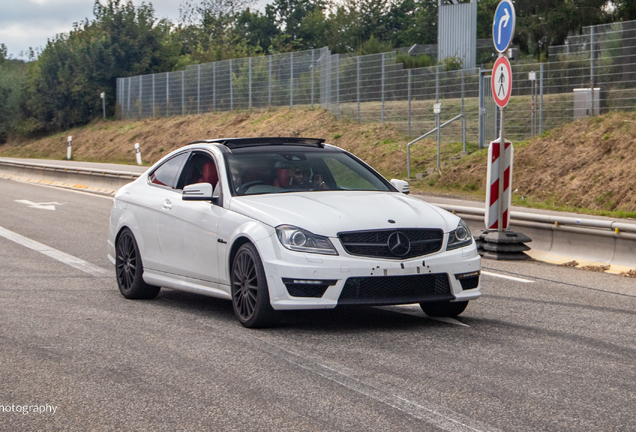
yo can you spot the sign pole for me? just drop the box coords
[497,106,505,232]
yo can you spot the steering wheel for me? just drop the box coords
[236,180,267,195]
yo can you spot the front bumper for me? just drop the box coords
[256,233,482,310]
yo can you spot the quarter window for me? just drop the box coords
[149,153,188,189]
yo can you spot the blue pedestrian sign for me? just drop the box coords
[492,0,516,53]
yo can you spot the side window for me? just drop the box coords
[177,152,219,190]
[149,152,188,189]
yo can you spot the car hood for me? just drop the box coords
[229,191,458,236]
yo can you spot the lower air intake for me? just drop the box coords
[338,274,453,306]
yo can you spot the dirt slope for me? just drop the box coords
[2,108,635,215]
[435,111,636,214]
[0,108,413,178]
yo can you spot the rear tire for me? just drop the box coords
[420,300,468,317]
[115,228,160,300]
[231,243,278,328]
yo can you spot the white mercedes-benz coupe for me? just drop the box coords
[108,137,481,327]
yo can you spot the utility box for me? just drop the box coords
[573,88,603,120]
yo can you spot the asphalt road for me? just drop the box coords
[1,177,634,432]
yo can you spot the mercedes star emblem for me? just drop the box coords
[387,231,411,257]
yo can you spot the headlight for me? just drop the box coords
[447,219,473,250]
[276,225,338,255]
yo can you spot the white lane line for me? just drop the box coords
[0,225,109,277]
[378,305,471,327]
[253,340,499,432]
[482,270,534,283]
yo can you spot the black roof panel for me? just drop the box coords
[189,137,326,149]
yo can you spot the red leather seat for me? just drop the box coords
[200,161,218,188]
[273,168,291,188]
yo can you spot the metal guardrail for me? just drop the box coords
[0,160,141,180]
[433,203,636,240]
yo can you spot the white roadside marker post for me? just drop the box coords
[135,143,142,165]
[67,136,72,160]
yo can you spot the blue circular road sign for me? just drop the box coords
[492,0,516,53]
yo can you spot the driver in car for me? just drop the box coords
[290,164,328,190]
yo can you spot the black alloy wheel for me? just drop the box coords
[231,243,277,328]
[116,228,160,300]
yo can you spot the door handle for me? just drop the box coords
[162,199,172,210]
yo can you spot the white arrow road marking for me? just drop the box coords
[15,199,65,211]
[0,225,109,277]
[498,8,510,44]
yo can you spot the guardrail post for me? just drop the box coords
[197,64,201,115]
[230,59,233,111]
[67,136,72,160]
[539,63,544,134]
[381,53,386,123]
[357,56,361,123]
[407,69,412,136]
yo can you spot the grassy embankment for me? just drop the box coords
[1,107,635,218]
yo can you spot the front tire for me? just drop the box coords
[420,300,468,317]
[231,243,277,328]
[115,228,160,300]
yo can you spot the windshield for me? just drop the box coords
[225,149,392,196]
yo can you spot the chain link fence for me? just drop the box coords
[117,19,636,150]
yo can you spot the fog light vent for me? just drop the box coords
[282,278,338,298]
[455,271,480,290]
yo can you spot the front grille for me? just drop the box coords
[338,274,453,305]
[338,229,444,259]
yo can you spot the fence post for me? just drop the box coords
[357,56,361,122]
[436,65,440,169]
[197,64,201,115]
[269,56,272,106]
[290,52,294,109]
[311,50,315,107]
[182,71,185,115]
[213,62,216,112]
[590,26,595,116]
[127,77,131,116]
[139,75,142,118]
[249,57,252,109]
[407,69,412,136]
[230,59,233,111]
[336,55,340,120]
[478,67,484,149]
[381,53,386,123]
[461,69,466,152]
[539,63,544,134]
[152,74,155,117]
[166,72,169,116]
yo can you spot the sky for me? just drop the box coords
[1,0,265,60]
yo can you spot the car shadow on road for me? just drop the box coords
[151,289,465,332]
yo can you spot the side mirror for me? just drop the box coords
[390,179,410,195]
[183,183,213,201]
